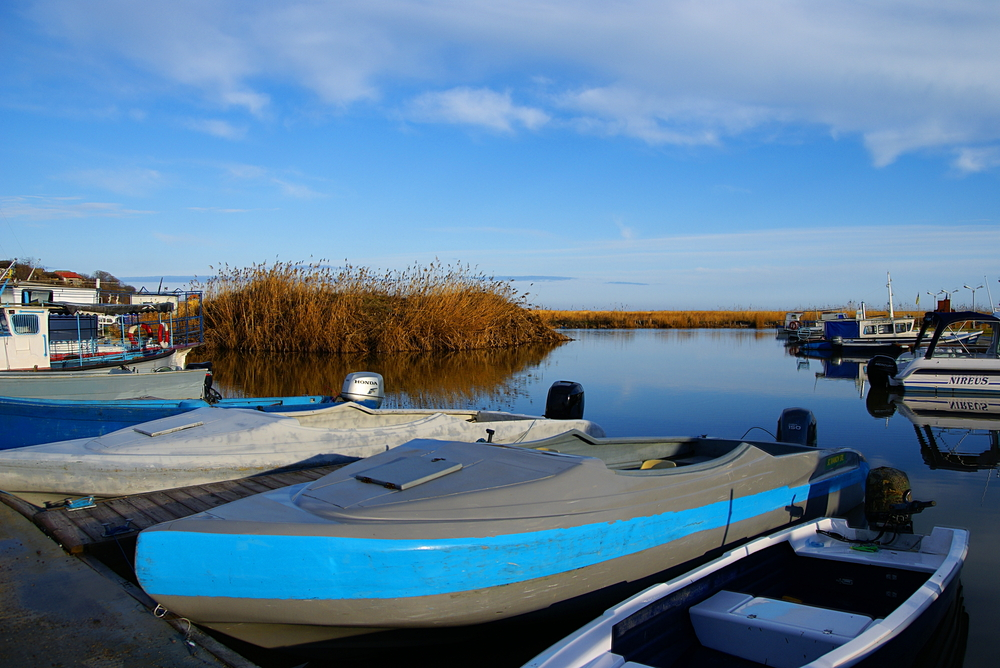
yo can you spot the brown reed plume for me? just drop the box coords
[192,259,567,353]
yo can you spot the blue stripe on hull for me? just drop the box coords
[137,468,866,601]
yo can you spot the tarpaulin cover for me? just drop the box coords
[824,320,860,339]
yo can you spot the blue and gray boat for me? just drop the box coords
[135,425,869,648]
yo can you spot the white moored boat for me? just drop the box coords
[868,311,1000,395]
[524,517,968,668]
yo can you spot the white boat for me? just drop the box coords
[868,311,1000,395]
[0,401,605,496]
[523,516,968,668]
[0,366,211,401]
[0,265,204,380]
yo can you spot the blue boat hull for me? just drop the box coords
[0,394,335,449]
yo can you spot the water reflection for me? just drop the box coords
[889,394,1000,473]
[185,329,983,667]
[190,341,567,410]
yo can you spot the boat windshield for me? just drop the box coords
[926,320,999,360]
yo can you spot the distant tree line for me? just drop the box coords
[1,259,136,293]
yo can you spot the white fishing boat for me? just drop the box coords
[0,398,605,496]
[868,311,1000,395]
[524,516,968,668]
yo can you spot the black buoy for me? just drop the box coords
[776,407,817,446]
[545,381,585,420]
[866,355,898,388]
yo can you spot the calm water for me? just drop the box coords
[204,329,992,668]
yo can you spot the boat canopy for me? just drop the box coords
[914,310,1000,359]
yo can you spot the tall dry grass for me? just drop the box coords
[193,259,566,353]
[535,309,790,329]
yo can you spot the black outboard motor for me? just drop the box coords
[865,467,935,533]
[776,407,817,446]
[545,381,585,420]
[186,361,213,372]
[866,355,898,389]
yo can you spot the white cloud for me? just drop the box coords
[614,216,635,241]
[407,87,549,132]
[222,163,323,198]
[62,168,165,197]
[17,1,1000,165]
[952,146,1000,173]
[0,195,155,220]
[184,118,248,140]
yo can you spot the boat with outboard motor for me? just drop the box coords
[867,311,1000,395]
[522,515,968,668]
[0,379,603,496]
[134,409,868,649]
[0,370,388,449]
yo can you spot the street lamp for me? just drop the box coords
[964,284,984,312]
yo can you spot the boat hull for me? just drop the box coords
[135,437,868,647]
[890,357,1000,395]
[523,517,968,668]
[0,394,337,449]
[0,366,209,401]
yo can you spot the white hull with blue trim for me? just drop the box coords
[135,432,868,648]
[869,311,1000,396]
[523,517,968,668]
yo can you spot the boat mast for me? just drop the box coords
[886,272,895,319]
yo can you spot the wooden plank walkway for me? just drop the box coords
[1,464,346,554]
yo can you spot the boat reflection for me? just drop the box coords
[189,341,567,410]
[894,394,1000,473]
[788,346,873,397]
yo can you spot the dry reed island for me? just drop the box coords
[193,260,891,353]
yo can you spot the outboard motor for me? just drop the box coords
[865,467,935,533]
[186,361,213,372]
[340,371,385,408]
[545,381,585,420]
[866,355,898,389]
[776,407,817,446]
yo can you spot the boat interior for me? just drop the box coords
[609,540,932,668]
[520,432,814,473]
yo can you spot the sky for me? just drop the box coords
[2,0,999,311]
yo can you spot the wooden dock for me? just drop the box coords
[1,464,346,554]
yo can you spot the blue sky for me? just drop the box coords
[2,1,999,310]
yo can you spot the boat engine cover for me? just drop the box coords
[866,355,898,388]
[776,407,817,446]
[341,372,384,408]
[545,381,585,420]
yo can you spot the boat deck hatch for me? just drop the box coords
[354,456,463,490]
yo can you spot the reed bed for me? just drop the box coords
[535,309,790,329]
[194,260,567,353]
